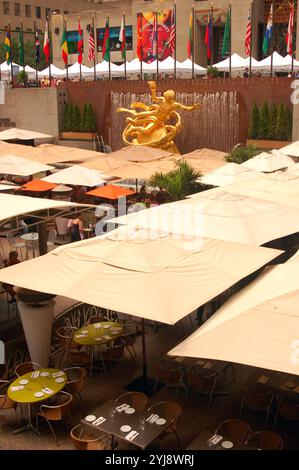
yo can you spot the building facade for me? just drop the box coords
[49,0,299,68]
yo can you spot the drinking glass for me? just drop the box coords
[139,417,146,432]
[109,406,116,419]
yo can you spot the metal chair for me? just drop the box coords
[154,359,185,396]
[147,401,182,449]
[6,233,25,260]
[215,419,252,446]
[36,391,73,446]
[116,391,148,412]
[25,239,39,259]
[70,424,114,450]
[55,325,78,367]
[239,382,274,425]
[63,367,87,400]
[15,361,42,377]
[185,366,217,407]
[47,229,57,251]
[274,393,299,427]
[88,315,110,324]
[246,430,283,450]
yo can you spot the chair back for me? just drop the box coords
[6,233,15,248]
[116,392,148,412]
[88,315,109,324]
[102,343,125,360]
[70,424,112,450]
[148,401,182,426]
[0,380,17,410]
[15,361,42,377]
[244,382,273,409]
[278,398,299,421]
[216,419,251,446]
[64,367,87,394]
[186,367,216,392]
[156,359,184,387]
[56,326,77,350]
[246,431,283,450]
[48,229,57,244]
[40,391,73,421]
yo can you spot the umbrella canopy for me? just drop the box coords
[0,127,53,142]
[86,184,135,200]
[168,252,299,375]
[0,226,279,324]
[279,141,299,158]
[0,154,53,176]
[95,61,124,76]
[67,62,93,77]
[214,53,249,71]
[182,149,227,174]
[105,160,177,180]
[0,61,19,73]
[241,151,295,172]
[177,59,206,74]
[38,65,65,78]
[42,165,106,187]
[82,155,129,172]
[20,179,57,192]
[110,146,172,163]
[0,183,16,191]
[51,184,73,193]
[111,187,299,245]
[200,162,261,186]
[252,52,290,72]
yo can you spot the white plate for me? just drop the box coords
[103,324,111,329]
[81,330,88,335]
[40,371,49,377]
[155,418,166,425]
[111,331,119,335]
[34,391,44,398]
[55,377,65,383]
[85,415,97,422]
[19,379,29,385]
[120,425,131,433]
[94,337,103,342]
[221,440,234,449]
[125,407,135,415]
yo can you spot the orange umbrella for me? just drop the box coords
[20,179,57,192]
[86,184,135,200]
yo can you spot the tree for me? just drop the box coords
[248,103,259,139]
[149,159,202,202]
[0,37,48,71]
[84,102,97,132]
[226,145,259,164]
[206,66,220,78]
[269,103,277,140]
[275,103,285,140]
[62,103,72,131]
[80,102,88,132]
[258,102,270,139]
[284,106,293,141]
[16,70,28,86]
[71,105,81,132]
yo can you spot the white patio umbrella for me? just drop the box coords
[42,165,106,187]
[111,187,299,245]
[168,251,299,376]
[0,154,53,176]
[241,151,295,172]
[199,162,261,187]
[0,127,53,142]
[67,62,93,77]
[280,141,299,158]
[38,65,65,78]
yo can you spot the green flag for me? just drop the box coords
[102,18,110,62]
[18,30,24,65]
[222,9,231,57]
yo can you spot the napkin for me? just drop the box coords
[94,324,102,329]
[103,335,112,340]
[147,414,159,423]
[31,370,40,378]
[52,371,65,378]
[42,387,55,395]
[10,385,24,392]
[207,434,223,446]
[116,403,129,412]
[93,416,106,426]
[125,430,139,441]
[75,334,87,339]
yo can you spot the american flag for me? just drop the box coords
[245,6,252,57]
[88,27,95,62]
[169,8,175,54]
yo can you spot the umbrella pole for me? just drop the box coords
[135,178,138,192]
[141,318,148,392]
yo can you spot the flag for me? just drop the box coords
[152,13,158,60]
[187,11,193,59]
[222,8,230,57]
[205,14,213,59]
[18,30,24,65]
[61,24,68,64]
[43,20,50,63]
[245,6,252,56]
[169,8,175,54]
[77,20,83,64]
[119,16,126,61]
[35,28,40,63]
[262,2,273,56]
[137,13,143,60]
[286,2,295,55]
[102,18,110,61]
[88,27,95,62]
[4,28,11,65]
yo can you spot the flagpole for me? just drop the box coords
[48,17,52,86]
[107,14,111,81]
[140,11,143,80]
[229,1,232,78]
[192,5,195,79]
[249,1,253,77]
[211,3,214,67]
[270,2,274,77]
[291,2,295,73]
[8,24,13,87]
[155,10,159,79]
[34,21,38,86]
[123,12,127,79]
[78,16,82,81]
[92,15,96,81]
[20,22,25,71]
[174,1,177,79]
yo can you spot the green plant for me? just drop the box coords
[258,102,270,139]
[149,159,202,201]
[70,105,81,132]
[84,102,97,132]
[62,103,73,131]
[16,70,28,86]
[275,103,285,140]
[248,103,259,139]
[80,102,88,132]
[284,106,292,141]
[268,103,277,140]
[206,65,220,78]
[226,145,259,164]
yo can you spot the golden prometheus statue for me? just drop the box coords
[117,81,199,154]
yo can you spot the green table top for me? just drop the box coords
[8,368,67,404]
[73,321,123,346]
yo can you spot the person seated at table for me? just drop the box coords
[68,217,84,242]
[2,251,20,302]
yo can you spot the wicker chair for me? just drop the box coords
[215,419,252,446]
[70,424,114,450]
[239,382,274,425]
[36,391,73,446]
[185,366,217,407]
[15,361,42,377]
[246,431,283,450]
[64,367,87,400]
[147,401,182,449]
[116,391,148,412]
[154,359,185,395]
[274,393,299,427]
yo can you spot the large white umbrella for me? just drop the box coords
[241,151,295,172]
[111,187,299,245]
[280,141,299,158]
[42,165,106,187]
[168,252,299,376]
[0,127,53,142]
[0,154,53,176]
[200,162,261,187]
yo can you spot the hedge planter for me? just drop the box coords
[60,131,98,141]
[246,139,291,150]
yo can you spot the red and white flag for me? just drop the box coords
[77,20,83,64]
[169,8,175,54]
[88,27,95,62]
[245,6,252,57]
[43,20,50,63]
[119,16,126,60]
[286,2,295,55]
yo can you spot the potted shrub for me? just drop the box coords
[60,101,98,140]
[16,70,28,87]
[206,66,220,78]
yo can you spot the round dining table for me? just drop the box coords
[20,232,39,258]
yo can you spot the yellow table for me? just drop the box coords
[8,368,67,435]
[74,322,123,375]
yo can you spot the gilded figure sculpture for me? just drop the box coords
[117,81,199,154]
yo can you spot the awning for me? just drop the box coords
[42,165,106,187]
[241,151,295,173]
[20,180,57,192]
[86,184,135,200]
[0,154,54,176]
[0,127,53,142]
